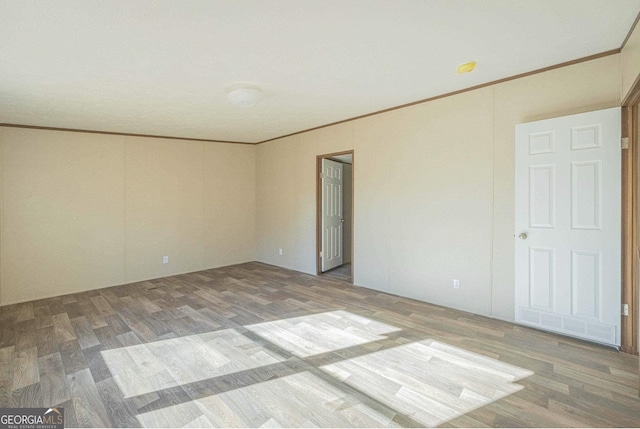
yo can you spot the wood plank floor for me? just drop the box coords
[322,263,352,283]
[0,262,638,427]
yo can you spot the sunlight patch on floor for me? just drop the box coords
[246,310,401,357]
[101,328,284,398]
[322,339,534,427]
[136,371,399,428]
[105,311,533,427]
[132,336,533,428]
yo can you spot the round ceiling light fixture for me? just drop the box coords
[226,85,263,108]
[456,61,477,74]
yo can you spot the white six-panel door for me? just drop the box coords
[322,159,344,272]
[515,107,621,346]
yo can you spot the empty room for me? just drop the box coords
[1,1,640,427]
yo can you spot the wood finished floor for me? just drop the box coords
[0,261,639,427]
[322,263,352,283]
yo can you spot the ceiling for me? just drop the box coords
[330,154,353,164]
[1,1,639,144]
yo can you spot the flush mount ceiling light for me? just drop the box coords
[456,61,477,74]
[226,85,263,108]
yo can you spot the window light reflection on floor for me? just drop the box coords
[246,310,401,357]
[102,310,533,427]
[101,328,284,398]
[322,339,533,427]
[135,371,399,428]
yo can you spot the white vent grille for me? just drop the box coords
[517,307,616,346]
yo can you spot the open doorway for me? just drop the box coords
[316,150,354,283]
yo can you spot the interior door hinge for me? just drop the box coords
[621,137,629,149]
[319,251,323,258]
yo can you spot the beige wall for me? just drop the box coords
[350,88,496,315]
[256,54,621,320]
[2,130,126,305]
[124,137,205,282]
[622,21,640,102]
[204,144,256,269]
[256,123,354,274]
[0,54,627,319]
[0,128,256,305]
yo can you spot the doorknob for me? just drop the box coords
[519,232,528,240]
[340,219,345,223]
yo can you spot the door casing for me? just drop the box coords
[622,79,640,356]
[316,150,354,281]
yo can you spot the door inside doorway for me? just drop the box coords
[317,151,353,282]
[515,107,622,346]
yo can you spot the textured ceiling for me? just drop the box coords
[1,0,639,143]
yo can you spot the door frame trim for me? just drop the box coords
[621,84,640,355]
[316,150,354,281]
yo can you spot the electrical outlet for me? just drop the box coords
[162,256,169,264]
[453,279,460,289]
[622,304,629,316]
[278,248,283,256]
